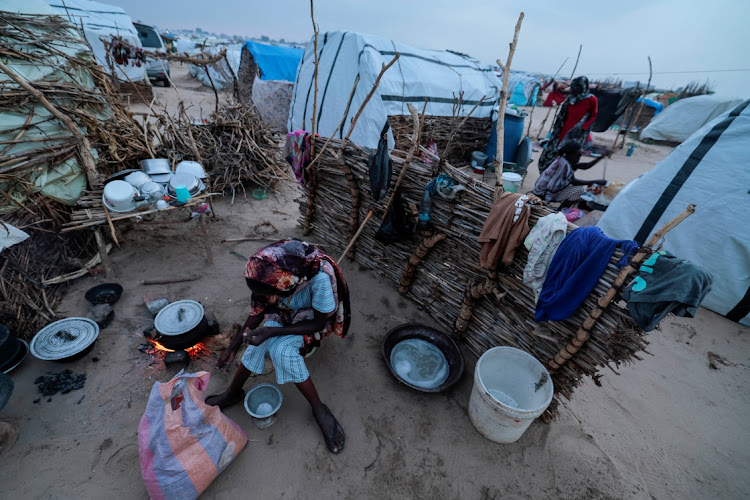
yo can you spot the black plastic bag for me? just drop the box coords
[368,122,392,201]
[375,189,413,245]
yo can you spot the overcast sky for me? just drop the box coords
[109,0,749,97]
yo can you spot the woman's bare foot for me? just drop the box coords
[205,387,244,409]
[312,404,345,454]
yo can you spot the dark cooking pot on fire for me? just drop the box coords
[153,300,208,350]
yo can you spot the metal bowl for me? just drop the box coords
[381,323,464,393]
[84,283,123,305]
[168,173,203,197]
[176,161,207,179]
[124,171,152,190]
[140,158,172,175]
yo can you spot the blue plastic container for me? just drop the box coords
[485,113,525,165]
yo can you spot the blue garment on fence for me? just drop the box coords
[243,41,303,82]
[535,226,638,322]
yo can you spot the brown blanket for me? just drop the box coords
[478,192,533,268]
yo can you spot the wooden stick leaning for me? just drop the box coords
[628,56,653,139]
[309,0,320,157]
[548,204,696,372]
[0,60,101,186]
[493,12,525,200]
[439,95,486,170]
[304,55,400,236]
[337,102,421,264]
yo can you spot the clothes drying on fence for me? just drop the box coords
[283,130,312,187]
[523,212,568,302]
[417,174,465,229]
[622,251,714,332]
[535,226,638,322]
[479,193,535,268]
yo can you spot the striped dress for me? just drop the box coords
[241,271,337,384]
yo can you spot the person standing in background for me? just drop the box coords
[537,76,598,173]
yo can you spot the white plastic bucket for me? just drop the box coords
[469,347,553,443]
[501,172,522,193]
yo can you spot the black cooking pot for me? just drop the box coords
[154,318,208,350]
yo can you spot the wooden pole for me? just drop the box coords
[528,58,569,137]
[103,205,120,248]
[337,210,372,265]
[629,56,653,136]
[569,44,582,79]
[536,106,554,140]
[493,12,525,200]
[0,60,101,187]
[309,0,319,156]
[548,204,696,372]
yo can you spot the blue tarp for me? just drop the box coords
[636,96,664,116]
[243,41,303,82]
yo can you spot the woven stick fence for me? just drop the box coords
[297,139,647,419]
[389,115,493,166]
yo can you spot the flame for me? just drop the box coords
[145,339,210,359]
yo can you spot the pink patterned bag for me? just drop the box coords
[138,371,247,499]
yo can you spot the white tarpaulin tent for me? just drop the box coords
[288,31,500,150]
[640,94,744,142]
[45,0,147,82]
[599,99,750,325]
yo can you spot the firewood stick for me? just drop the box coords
[548,204,696,372]
[337,210,372,265]
[493,12,525,200]
[103,204,120,248]
[94,227,114,278]
[536,106,554,141]
[0,60,101,186]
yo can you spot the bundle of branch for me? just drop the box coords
[0,11,149,337]
[388,115,493,165]
[298,138,647,420]
[156,99,289,201]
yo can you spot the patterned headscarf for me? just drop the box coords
[244,239,351,354]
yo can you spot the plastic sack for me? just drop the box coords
[138,371,248,500]
[367,121,392,202]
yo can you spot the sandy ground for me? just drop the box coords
[1,68,749,499]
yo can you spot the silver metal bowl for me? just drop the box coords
[140,158,171,175]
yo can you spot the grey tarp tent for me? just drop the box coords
[598,99,750,325]
[288,31,500,150]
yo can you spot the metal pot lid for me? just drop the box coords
[30,318,100,361]
[154,300,204,336]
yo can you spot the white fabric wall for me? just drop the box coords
[288,31,500,150]
[599,100,750,325]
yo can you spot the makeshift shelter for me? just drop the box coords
[640,95,745,142]
[189,43,242,91]
[45,0,147,83]
[288,31,501,152]
[507,72,541,106]
[599,100,750,325]
[237,42,304,132]
[0,2,153,339]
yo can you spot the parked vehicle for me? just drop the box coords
[134,22,170,87]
